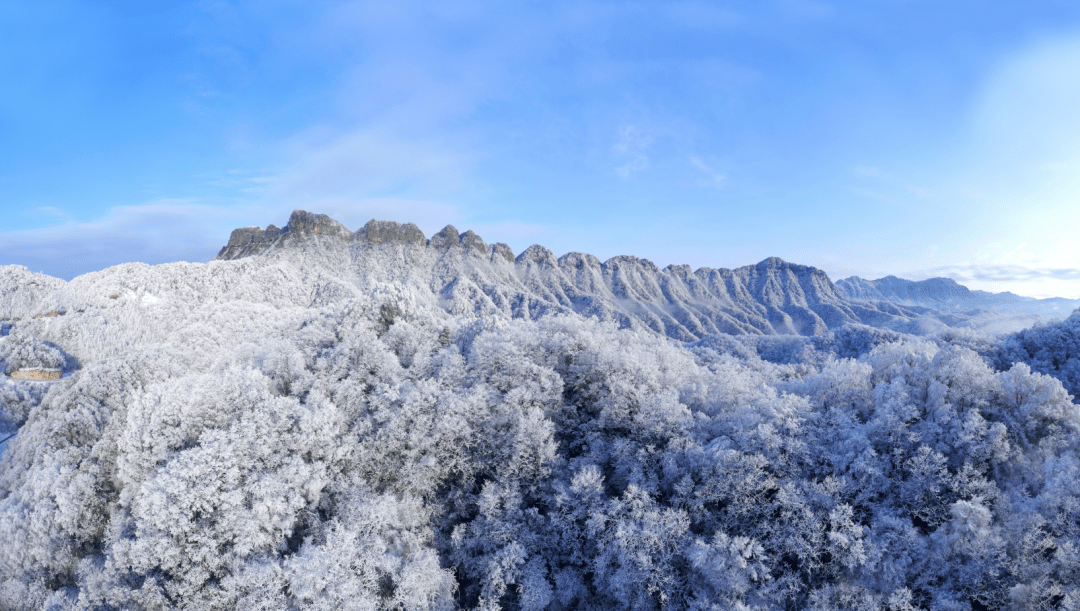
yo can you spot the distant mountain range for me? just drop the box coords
[209,210,1076,338]
[835,275,1080,333]
[3,210,1072,344]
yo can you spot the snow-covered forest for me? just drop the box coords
[2,213,1080,610]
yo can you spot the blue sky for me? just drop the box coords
[3,1,1080,297]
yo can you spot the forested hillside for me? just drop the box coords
[2,212,1079,610]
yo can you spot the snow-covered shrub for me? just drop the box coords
[0,328,66,374]
[994,309,1080,399]
[0,382,49,431]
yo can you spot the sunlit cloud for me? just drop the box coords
[952,33,1080,220]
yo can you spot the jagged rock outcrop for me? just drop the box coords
[213,211,971,339]
[215,210,352,260]
[353,220,427,247]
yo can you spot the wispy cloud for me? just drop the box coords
[27,206,70,220]
[853,166,887,178]
[848,167,934,205]
[201,170,278,191]
[848,188,901,204]
[0,202,261,280]
[612,125,651,178]
[270,127,472,201]
[689,156,725,188]
[927,264,1080,284]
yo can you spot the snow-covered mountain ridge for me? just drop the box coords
[212,210,970,338]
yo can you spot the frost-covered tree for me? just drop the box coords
[2,229,1080,609]
[0,328,67,374]
[995,309,1080,399]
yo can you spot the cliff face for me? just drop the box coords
[215,211,942,339]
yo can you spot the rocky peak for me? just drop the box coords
[282,210,352,240]
[459,230,488,255]
[428,225,460,250]
[665,264,693,278]
[516,244,558,268]
[603,255,661,275]
[354,220,426,247]
[216,210,352,260]
[752,257,822,277]
[559,252,601,271]
[216,227,267,260]
[490,242,515,264]
[217,212,503,262]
